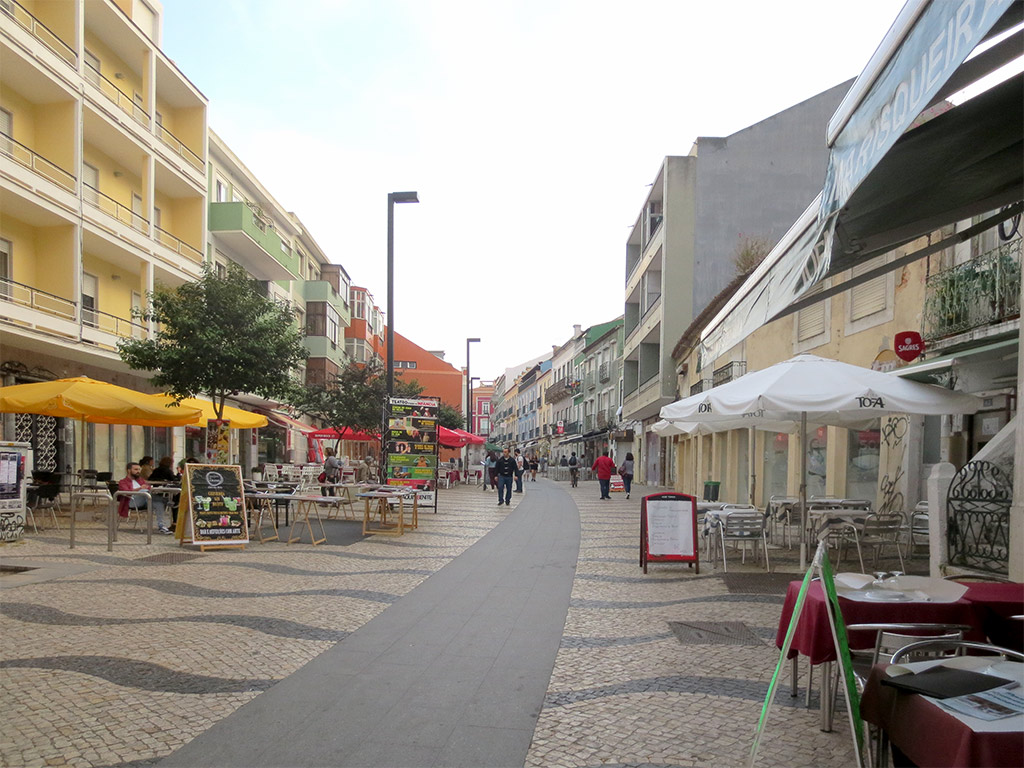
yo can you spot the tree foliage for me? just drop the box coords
[118,262,307,418]
[436,402,465,430]
[290,359,425,440]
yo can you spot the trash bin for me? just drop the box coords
[703,481,720,501]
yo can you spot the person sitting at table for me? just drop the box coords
[138,455,155,480]
[117,462,171,534]
[148,456,180,528]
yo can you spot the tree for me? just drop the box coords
[290,359,425,443]
[436,402,465,430]
[119,262,307,418]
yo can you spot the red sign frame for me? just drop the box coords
[640,492,699,574]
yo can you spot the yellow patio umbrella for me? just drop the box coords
[0,377,204,548]
[152,395,268,429]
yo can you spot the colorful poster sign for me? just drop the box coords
[205,419,230,464]
[180,464,249,548]
[384,396,439,505]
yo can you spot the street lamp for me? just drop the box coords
[387,191,419,398]
[466,337,480,432]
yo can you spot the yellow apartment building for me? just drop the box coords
[1,0,207,472]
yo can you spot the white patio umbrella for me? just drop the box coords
[659,354,981,565]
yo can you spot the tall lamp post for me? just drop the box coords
[465,337,480,432]
[387,191,419,398]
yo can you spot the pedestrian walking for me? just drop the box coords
[568,452,579,487]
[485,451,498,491]
[322,447,341,496]
[592,451,616,500]
[513,449,525,493]
[494,447,516,506]
[529,454,538,481]
[618,452,635,499]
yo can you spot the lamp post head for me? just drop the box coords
[389,191,419,204]
[467,337,481,344]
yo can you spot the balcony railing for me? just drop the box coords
[563,420,580,435]
[596,410,607,429]
[155,123,203,172]
[690,379,711,396]
[2,0,77,67]
[0,277,76,322]
[84,183,150,235]
[923,239,1022,343]
[545,376,579,403]
[86,307,147,339]
[0,132,75,193]
[1,277,146,340]
[713,360,747,387]
[154,225,202,262]
[599,361,610,382]
[84,62,150,128]
[583,415,595,432]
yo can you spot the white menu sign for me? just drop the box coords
[646,499,695,557]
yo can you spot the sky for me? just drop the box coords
[160,0,907,381]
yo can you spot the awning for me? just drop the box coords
[308,426,378,441]
[263,411,317,434]
[700,0,1022,361]
[892,337,1018,381]
[438,426,469,448]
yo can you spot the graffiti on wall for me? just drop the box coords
[877,415,909,515]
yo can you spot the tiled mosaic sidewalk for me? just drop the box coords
[525,487,863,768]
[0,487,511,768]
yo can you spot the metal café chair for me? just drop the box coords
[859,512,906,572]
[718,506,769,572]
[27,482,63,532]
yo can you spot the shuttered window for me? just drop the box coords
[850,257,888,320]
[797,285,826,342]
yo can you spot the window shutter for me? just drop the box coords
[797,286,826,341]
[850,258,887,321]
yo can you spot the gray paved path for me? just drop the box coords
[159,483,580,768]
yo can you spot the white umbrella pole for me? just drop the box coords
[799,412,807,570]
[749,427,756,505]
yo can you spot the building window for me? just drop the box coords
[794,282,831,351]
[395,361,417,369]
[215,178,228,203]
[0,237,11,299]
[641,266,661,315]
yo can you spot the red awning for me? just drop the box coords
[452,428,485,445]
[309,426,378,441]
[438,426,469,448]
[262,411,317,434]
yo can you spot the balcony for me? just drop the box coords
[599,361,611,383]
[154,225,202,263]
[84,62,149,129]
[2,276,146,345]
[2,0,77,68]
[304,281,350,324]
[585,371,596,390]
[84,183,149,235]
[1,132,76,193]
[563,420,580,435]
[923,240,1022,345]
[713,360,747,388]
[690,379,712,396]
[596,410,607,429]
[545,376,579,403]
[208,201,298,281]
[155,123,203,173]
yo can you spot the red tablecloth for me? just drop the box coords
[861,663,1023,768]
[775,581,982,665]
[963,582,1024,652]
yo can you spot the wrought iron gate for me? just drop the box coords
[946,460,1012,575]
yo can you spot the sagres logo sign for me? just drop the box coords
[895,331,924,362]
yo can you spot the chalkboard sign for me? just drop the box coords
[180,464,248,549]
[640,492,698,574]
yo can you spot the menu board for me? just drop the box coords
[640,492,698,574]
[180,464,249,548]
[384,396,439,505]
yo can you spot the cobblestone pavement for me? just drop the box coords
[0,481,915,767]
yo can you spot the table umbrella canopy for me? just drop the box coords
[438,426,469,448]
[151,395,267,429]
[660,354,980,427]
[451,428,485,445]
[0,377,203,426]
[652,417,802,437]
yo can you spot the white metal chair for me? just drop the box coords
[718,507,769,572]
[859,512,906,572]
[437,468,451,489]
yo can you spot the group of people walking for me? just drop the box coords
[482,448,635,503]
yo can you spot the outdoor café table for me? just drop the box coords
[860,661,1024,768]
[358,490,418,536]
[251,492,327,545]
[775,578,981,730]
[111,489,153,551]
[962,582,1024,651]
[245,492,280,543]
[69,484,113,549]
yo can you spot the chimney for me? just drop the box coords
[573,324,582,336]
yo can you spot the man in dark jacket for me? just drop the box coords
[494,447,517,506]
[592,450,617,500]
